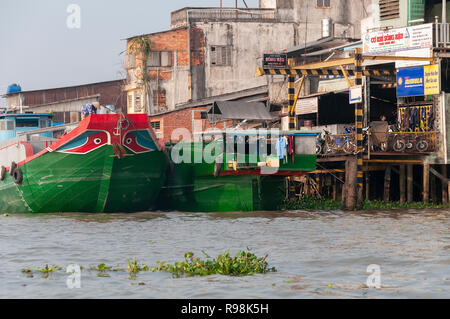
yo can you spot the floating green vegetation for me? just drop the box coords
[127,258,149,273]
[94,263,113,272]
[21,268,33,278]
[362,200,450,210]
[36,265,63,273]
[152,249,276,278]
[281,197,341,211]
[282,197,450,211]
[90,263,114,277]
[3,213,9,217]
[35,265,63,278]
[126,258,149,279]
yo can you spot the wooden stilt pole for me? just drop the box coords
[400,165,406,204]
[423,163,429,203]
[383,166,392,203]
[343,157,357,210]
[332,176,338,201]
[365,172,370,201]
[431,165,437,203]
[442,165,448,204]
[407,165,413,203]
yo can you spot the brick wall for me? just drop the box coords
[149,106,232,144]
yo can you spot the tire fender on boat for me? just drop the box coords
[10,162,17,176]
[12,168,23,185]
[0,166,6,181]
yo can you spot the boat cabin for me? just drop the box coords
[0,113,54,142]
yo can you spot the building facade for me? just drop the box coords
[124,0,371,116]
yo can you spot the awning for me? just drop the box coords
[207,101,273,121]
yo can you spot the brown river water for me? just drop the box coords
[0,209,449,299]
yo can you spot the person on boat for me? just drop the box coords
[81,102,99,120]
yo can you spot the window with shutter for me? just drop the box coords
[127,93,133,111]
[211,46,231,66]
[147,52,160,67]
[317,0,331,8]
[134,91,142,112]
[124,54,135,69]
[160,51,172,67]
[379,0,400,21]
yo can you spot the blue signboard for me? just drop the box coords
[397,66,425,97]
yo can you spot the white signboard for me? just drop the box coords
[349,86,362,104]
[363,23,433,55]
[295,97,318,115]
[395,48,432,69]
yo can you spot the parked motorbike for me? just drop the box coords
[388,125,407,152]
[316,133,325,155]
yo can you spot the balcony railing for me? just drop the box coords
[171,7,276,29]
[434,23,450,48]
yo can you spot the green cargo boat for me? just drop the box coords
[0,113,167,213]
[158,130,318,212]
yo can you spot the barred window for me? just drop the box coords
[151,121,161,130]
[211,46,232,66]
[317,0,331,8]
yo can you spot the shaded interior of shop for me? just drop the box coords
[297,85,397,127]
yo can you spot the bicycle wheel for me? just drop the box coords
[416,139,429,153]
[316,143,323,155]
[393,138,406,152]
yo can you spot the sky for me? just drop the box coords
[0,0,259,106]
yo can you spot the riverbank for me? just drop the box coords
[281,197,450,211]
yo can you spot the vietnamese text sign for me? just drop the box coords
[263,54,287,69]
[295,97,318,115]
[363,23,433,55]
[424,64,440,95]
[397,65,440,97]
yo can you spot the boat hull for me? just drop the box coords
[0,146,167,213]
[0,114,168,214]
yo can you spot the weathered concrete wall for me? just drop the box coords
[195,21,295,98]
[290,0,370,40]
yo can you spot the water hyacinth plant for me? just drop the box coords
[152,249,276,278]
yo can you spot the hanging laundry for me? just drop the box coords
[276,137,288,160]
[428,107,434,131]
[404,108,410,130]
[420,107,426,131]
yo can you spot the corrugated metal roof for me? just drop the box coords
[207,101,273,121]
